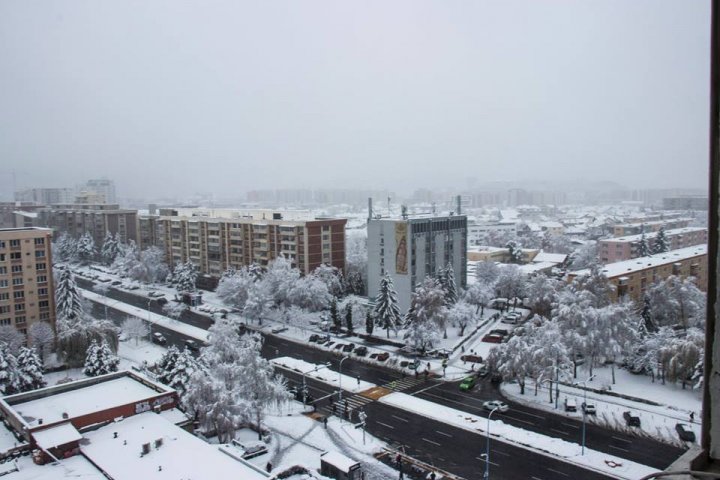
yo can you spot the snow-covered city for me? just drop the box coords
[0,1,718,479]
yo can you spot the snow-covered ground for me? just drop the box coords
[271,357,376,394]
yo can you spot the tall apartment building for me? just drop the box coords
[144,210,346,277]
[39,204,138,246]
[14,188,74,205]
[611,218,691,237]
[568,244,707,302]
[599,227,708,263]
[0,228,55,337]
[82,179,116,204]
[367,213,467,313]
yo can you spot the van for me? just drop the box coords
[564,397,577,412]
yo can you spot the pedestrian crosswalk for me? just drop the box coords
[383,375,428,393]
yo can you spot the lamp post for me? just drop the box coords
[574,374,596,456]
[483,407,499,479]
[302,363,331,407]
[338,356,349,404]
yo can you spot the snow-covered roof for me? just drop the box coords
[600,227,706,244]
[81,412,268,480]
[321,451,360,471]
[12,211,38,218]
[33,422,81,450]
[11,376,165,427]
[532,252,567,264]
[571,244,707,278]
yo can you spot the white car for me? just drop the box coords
[482,400,509,413]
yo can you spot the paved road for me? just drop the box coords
[79,276,684,472]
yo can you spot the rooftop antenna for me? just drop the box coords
[367,197,373,221]
[387,196,391,216]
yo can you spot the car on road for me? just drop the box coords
[334,343,346,351]
[155,297,168,305]
[675,423,696,442]
[459,376,477,391]
[483,400,509,413]
[184,339,200,352]
[477,365,490,378]
[151,332,167,345]
[564,397,577,412]
[354,346,368,356]
[623,411,641,427]
[111,280,122,286]
[482,334,504,343]
[428,348,452,359]
[271,326,289,334]
[581,402,596,415]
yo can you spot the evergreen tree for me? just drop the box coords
[441,263,458,306]
[506,241,523,264]
[156,345,181,384]
[639,295,656,336]
[171,261,198,294]
[100,231,119,265]
[329,297,341,330]
[84,340,119,377]
[373,274,401,338]
[83,340,99,376]
[653,227,670,254]
[55,268,83,321]
[76,232,96,265]
[637,233,651,257]
[0,343,19,395]
[16,347,45,392]
[365,311,374,336]
[344,303,354,335]
[166,348,197,397]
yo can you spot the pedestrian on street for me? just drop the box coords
[323,417,328,429]
[266,462,272,473]
[690,411,695,422]
[357,375,360,386]
[429,472,436,480]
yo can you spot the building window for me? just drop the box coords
[36,263,46,271]
[0,241,5,249]
[0,293,8,301]
[38,288,48,296]
[0,319,9,326]
[13,291,24,299]
[39,300,49,308]
[13,303,24,312]
[34,238,44,245]
[37,275,47,283]
[0,254,4,261]
[39,312,49,320]
[9,240,19,247]
[11,265,22,273]
[35,250,45,258]
[14,316,25,325]
[0,280,7,288]
[12,278,22,286]
[0,306,8,314]
[0,267,6,275]
[10,252,21,260]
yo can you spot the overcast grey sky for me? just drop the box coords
[0,1,711,198]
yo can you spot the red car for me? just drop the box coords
[482,334,504,343]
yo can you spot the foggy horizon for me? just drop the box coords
[0,1,712,199]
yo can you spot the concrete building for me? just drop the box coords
[567,244,707,302]
[81,178,116,204]
[599,227,708,263]
[368,212,467,312]
[611,218,691,237]
[146,209,346,277]
[39,204,138,246]
[0,228,55,336]
[467,221,517,246]
[662,195,709,210]
[14,188,74,205]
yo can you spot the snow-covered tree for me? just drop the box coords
[638,295,656,335]
[165,347,198,397]
[530,320,572,403]
[55,267,84,322]
[15,347,45,392]
[0,326,26,355]
[112,240,140,278]
[475,260,500,286]
[464,282,494,316]
[121,317,150,345]
[312,264,344,298]
[100,231,120,265]
[162,301,187,322]
[216,268,254,309]
[406,276,447,342]
[447,301,475,336]
[652,227,670,254]
[373,274,401,338]
[76,232,96,265]
[646,276,706,330]
[83,340,119,377]
[525,275,562,318]
[169,261,198,294]
[156,345,181,384]
[54,233,78,263]
[262,256,299,307]
[567,242,598,271]
[365,311,374,336]
[495,265,526,309]
[506,241,523,264]
[403,300,441,355]
[329,297,341,330]
[487,333,534,395]
[344,303,354,335]
[439,263,459,306]
[666,329,704,389]
[131,247,169,284]
[57,311,119,368]
[287,276,331,312]
[0,343,20,395]
[637,233,651,258]
[28,321,55,363]
[344,232,367,296]
[543,233,573,254]
[571,264,614,308]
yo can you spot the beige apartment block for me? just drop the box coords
[568,244,707,302]
[599,227,708,263]
[0,228,56,338]
[611,218,692,237]
[40,204,138,246]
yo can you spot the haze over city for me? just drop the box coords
[0,0,712,199]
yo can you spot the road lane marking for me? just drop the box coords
[502,415,534,426]
[422,438,441,447]
[375,421,395,430]
[391,415,409,423]
[612,436,633,444]
[435,430,452,438]
[412,383,442,395]
[609,445,630,453]
[513,409,545,420]
[547,468,569,477]
[492,449,510,457]
[561,422,580,429]
[550,428,570,436]
[531,477,546,480]
[475,456,499,466]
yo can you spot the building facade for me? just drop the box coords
[568,244,707,302]
[147,211,346,277]
[0,228,55,337]
[39,204,138,246]
[611,218,691,237]
[368,214,467,312]
[14,188,74,205]
[599,227,708,263]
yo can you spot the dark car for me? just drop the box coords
[111,280,122,286]
[370,352,389,362]
[482,334,504,343]
[342,343,355,353]
[155,297,169,305]
[490,329,510,337]
[184,339,200,352]
[461,354,483,364]
[151,332,167,345]
[623,411,641,427]
[477,365,490,378]
[308,334,320,343]
[675,423,696,442]
[354,346,368,356]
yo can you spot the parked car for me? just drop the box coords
[111,280,122,286]
[461,354,483,364]
[370,352,389,362]
[623,411,641,427]
[271,326,289,334]
[308,334,320,343]
[151,332,167,345]
[184,339,200,352]
[581,402,597,415]
[482,334,504,343]
[155,297,168,305]
[564,397,577,412]
[324,340,336,348]
[483,400,509,413]
[489,329,509,337]
[429,348,452,359]
[675,423,696,442]
[354,346,368,356]
[459,376,477,391]
[334,343,345,351]
[477,365,490,378]
[342,343,355,353]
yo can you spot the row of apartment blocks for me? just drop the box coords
[0,228,56,336]
[140,211,346,276]
[611,217,692,237]
[599,227,708,263]
[568,244,707,302]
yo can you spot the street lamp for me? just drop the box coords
[574,374,596,456]
[338,356,349,403]
[301,363,331,407]
[483,407,499,479]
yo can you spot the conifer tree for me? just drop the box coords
[0,343,19,395]
[442,263,458,306]
[637,233,651,257]
[167,348,198,397]
[55,268,83,321]
[16,347,45,392]
[84,340,119,377]
[373,274,401,338]
[100,231,120,265]
[156,345,181,384]
[76,233,96,265]
[653,227,670,254]
[365,311,374,336]
[344,303,354,335]
[330,297,341,330]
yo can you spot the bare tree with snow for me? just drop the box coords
[122,317,150,345]
[447,301,475,336]
[28,321,55,363]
